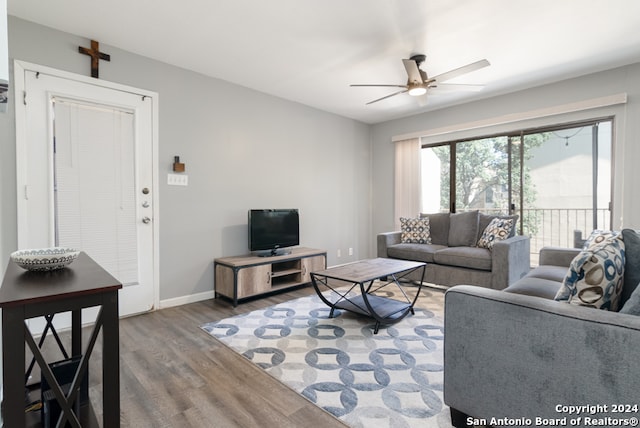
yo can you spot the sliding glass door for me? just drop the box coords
[454,137,510,214]
[421,119,613,262]
[522,122,612,259]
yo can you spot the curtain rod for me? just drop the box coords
[392,93,627,142]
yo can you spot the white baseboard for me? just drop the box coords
[159,290,216,309]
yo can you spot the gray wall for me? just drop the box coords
[5,16,640,303]
[1,17,372,302]
[370,62,640,255]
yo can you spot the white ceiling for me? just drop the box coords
[8,0,640,124]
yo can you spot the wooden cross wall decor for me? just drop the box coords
[78,40,111,78]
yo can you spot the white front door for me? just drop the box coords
[14,62,159,318]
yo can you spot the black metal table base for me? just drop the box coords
[310,259,426,334]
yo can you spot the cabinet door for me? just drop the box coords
[237,264,272,298]
[301,255,326,282]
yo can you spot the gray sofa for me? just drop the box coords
[443,229,640,427]
[501,245,580,298]
[377,211,530,290]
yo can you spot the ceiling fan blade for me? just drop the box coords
[402,59,424,84]
[429,83,485,92]
[350,84,408,88]
[431,59,490,83]
[366,89,408,105]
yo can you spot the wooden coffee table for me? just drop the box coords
[310,258,426,333]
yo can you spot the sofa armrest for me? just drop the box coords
[490,235,530,289]
[444,285,640,422]
[539,246,581,267]
[377,231,402,258]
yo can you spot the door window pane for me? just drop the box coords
[454,137,509,214]
[53,99,139,285]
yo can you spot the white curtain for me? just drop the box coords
[394,138,422,229]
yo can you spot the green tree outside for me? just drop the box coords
[431,133,549,235]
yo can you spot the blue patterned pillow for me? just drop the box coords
[477,217,515,250]
[400,217,431,244]
[555,237,626,310]
[583,229,621,249]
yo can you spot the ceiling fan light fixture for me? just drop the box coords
[351,55,489,105]
[408,86,427,96]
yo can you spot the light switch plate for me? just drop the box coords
[168,174,188,186]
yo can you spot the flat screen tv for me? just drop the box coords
[248,209,299,256]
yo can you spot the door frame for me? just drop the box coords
[13,60,160,312]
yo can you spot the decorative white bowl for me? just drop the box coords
[10,248,81,272]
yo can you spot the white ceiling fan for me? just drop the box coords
[351,54,490,105]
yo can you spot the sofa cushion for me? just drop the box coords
[448,211,479,247]
[523,265,569,283]
[478,213,518,240]
[419,212,450,245]
[620,281,640,315]
[387,243,446,263]
[477,217,515,249]
[504,277,563,300]
[433,246,491,271]
[621,229,640,306]
[400,217,431,244]
[554,237,625,310]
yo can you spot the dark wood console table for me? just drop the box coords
[310,258,426,334]
[0,252,122,427]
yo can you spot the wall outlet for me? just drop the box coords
[348,247,353,256]
[168,173,188,186]
[337,249,342,258]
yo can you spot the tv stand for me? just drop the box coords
[214,247,326,306]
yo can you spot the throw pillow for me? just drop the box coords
[620,281,640,316]
[554,237,626,310]
[620,229,640,306]
[478,213,519,240]
[448,211,479,247]
[477,217,515,250]
[419,212,450,245]
[400,217,431,244]
[583,229,620,249]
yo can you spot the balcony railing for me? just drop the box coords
[522,208,611,266]
[478,208,610,266]
[522,207,610,251]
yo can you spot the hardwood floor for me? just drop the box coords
[31,286,347,427]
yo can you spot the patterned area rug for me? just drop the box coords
[201,285,452,427]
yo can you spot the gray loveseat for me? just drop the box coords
[377,211,530,290]
[444,228,640,427]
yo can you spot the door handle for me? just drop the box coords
[142,216,151,224]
